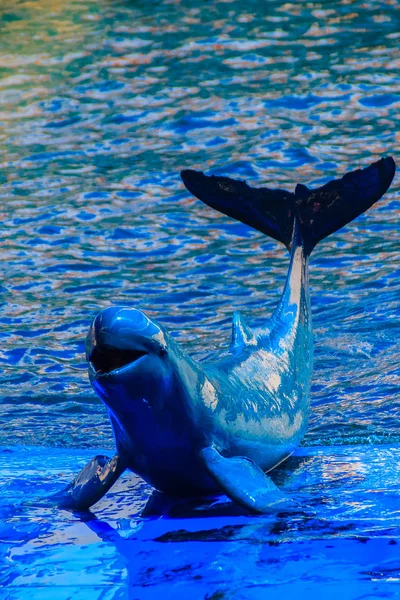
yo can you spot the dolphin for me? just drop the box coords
[47,156,395,514]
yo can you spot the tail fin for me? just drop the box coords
[181,157,395,255]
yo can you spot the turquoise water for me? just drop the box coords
[1,0,399,449]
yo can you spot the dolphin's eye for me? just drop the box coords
[89,346,147,374]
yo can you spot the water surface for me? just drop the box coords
[0,0,399,450]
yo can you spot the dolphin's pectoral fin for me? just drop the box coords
[55,454,125,510]
[200,446,298,514]
[28,454,125,511]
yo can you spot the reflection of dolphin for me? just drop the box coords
[50,157,395,514]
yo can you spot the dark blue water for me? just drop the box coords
[0,0,400,596]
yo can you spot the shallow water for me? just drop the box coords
[0,0,399,449]
[2,445,400,598]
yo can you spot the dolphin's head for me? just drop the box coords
[86,307,177,427]
[86,306,216,492]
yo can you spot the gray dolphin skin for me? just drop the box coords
[47,157,395,514]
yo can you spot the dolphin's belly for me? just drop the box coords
[110,411,218,495]
[125,444,219,495]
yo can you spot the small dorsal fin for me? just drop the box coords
[231,311,256,349]
[294,183,310,199]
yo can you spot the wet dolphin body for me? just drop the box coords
[49,157,395,514]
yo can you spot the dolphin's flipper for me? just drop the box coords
[36,454,125,510]
[200,446,297,514]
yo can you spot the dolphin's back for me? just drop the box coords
[203,353,309,471]
[179,157,395,483]
[203,308,312,470]
[194,220,313,471]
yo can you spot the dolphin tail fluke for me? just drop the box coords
[181,157,395,255]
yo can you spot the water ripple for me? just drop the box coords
[0,0,399,448]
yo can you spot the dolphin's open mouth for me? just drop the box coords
[89,346,147,375]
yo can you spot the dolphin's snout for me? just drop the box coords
[86,306,167,377]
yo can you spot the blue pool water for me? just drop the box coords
[2,444,400,598]
[0,0,399,596]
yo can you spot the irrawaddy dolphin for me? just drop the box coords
[46,156,395,514]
